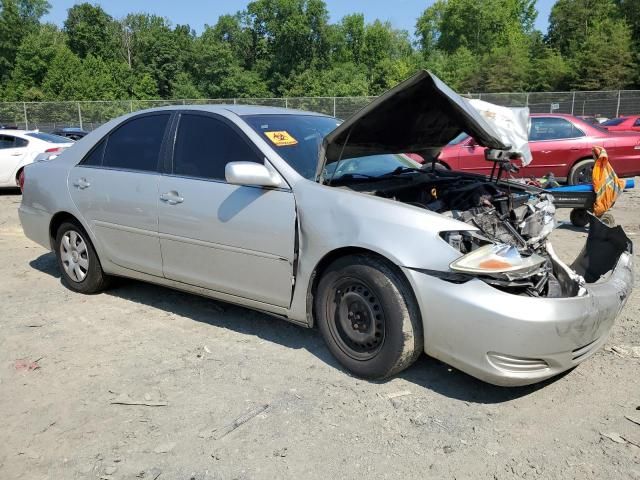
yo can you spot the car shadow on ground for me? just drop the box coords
[0,188,21,196]
[30,251,562,404]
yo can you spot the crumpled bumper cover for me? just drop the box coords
[404,248,633,387]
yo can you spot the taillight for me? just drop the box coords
[45,147,62,153]
[18,169,25,191]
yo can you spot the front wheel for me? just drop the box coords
[315,255,424,379]
[55,221,111,294]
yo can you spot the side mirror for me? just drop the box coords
[225,162,286,188]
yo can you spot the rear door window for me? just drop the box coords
[0,135,28,149]
[529,117,584,141]
[102,114,170,172]
[172,114,261,181]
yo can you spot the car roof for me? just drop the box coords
[0,129,31,135]
[530,113,576,118]
[133,104,332,117]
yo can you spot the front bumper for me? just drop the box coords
[404,251,633,387]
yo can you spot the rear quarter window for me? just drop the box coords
[601,117,628,127]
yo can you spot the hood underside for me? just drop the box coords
[318,70,509,179]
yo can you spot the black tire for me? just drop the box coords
[16,168,24,190]
[315,254,423,379]
[568,159,594,185]
[55,221,110,294]
[570,208,590,227]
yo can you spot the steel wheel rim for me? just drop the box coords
[60,230,89,282]
[575,164,593,184]
[326,277,386,361]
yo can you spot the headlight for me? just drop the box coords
[450,243,546,278]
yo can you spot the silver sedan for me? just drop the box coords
[19,72,633,386]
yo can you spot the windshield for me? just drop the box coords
[244,114,340,179]
[26,132,73,143]
[244,114,422,180]
[322,154,420,181]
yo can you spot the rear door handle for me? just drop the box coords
[73,178,91,189]
[10,152,22,156]
[541,150,552,154]
[160,191,184,205]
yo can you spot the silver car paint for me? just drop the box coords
[19,105,633,386]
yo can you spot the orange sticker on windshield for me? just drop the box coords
[264,131,298,146]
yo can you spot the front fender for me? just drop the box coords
[287,180,470,324]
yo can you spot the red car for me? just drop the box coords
[438,114,640,184]
[601,115,640,133]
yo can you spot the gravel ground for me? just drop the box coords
[0,182,639,480]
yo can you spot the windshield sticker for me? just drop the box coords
[264,131,298,147]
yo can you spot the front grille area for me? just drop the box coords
[572,339,599,362]
[487,352,550,373]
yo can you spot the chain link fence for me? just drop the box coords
[0,91,638,132]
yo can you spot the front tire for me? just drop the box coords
[315,254,423,379]
[55,221,110,294]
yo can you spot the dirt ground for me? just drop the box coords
[0,182,639,480]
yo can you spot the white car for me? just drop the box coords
[0,130,74,189]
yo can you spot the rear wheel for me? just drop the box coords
[16,168,24,192]
[568,159,594,185]
[55,221,110,294]
[315,254,423,379]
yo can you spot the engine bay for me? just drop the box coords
[341,170,578,298]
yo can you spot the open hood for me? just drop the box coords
[317,70,509,180]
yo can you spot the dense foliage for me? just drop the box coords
[0,0,638,101]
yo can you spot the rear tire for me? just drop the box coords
[55,221,110,294]
[16,168,24,192]
[568,159,594,185]
[315,254,423,379]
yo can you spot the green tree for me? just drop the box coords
[548,0,635,89]
[0,0,50,82]
[5,23,64,100]
[426,47,481,92]
[548,0,618,56]
[41,45,83,99]
[416,0,537,56]
[569,18,634,89]
[245,0,331,89]
[64,3,117,59]
[132,73,158,99]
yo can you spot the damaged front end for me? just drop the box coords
[319,70,633,299]
[436,178,633,299]
[348,169,633,299]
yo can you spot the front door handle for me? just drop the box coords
[73,178,91,189]
[160,191,184,205]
